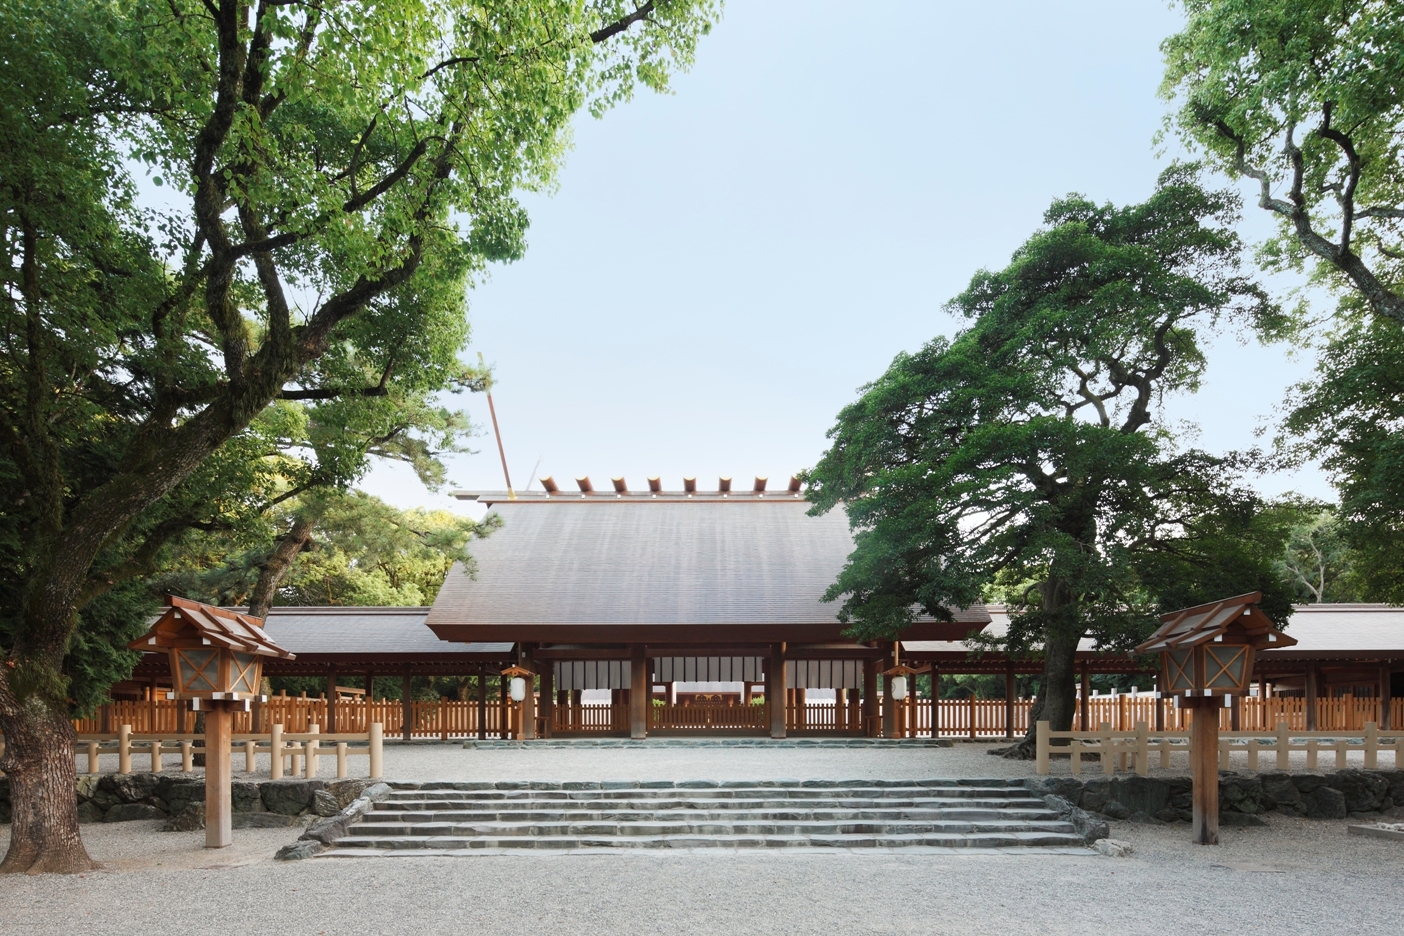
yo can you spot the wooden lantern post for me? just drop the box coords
[880,664,920,739]
[500,665,534,740]
[129,596,295,848]
[1135,592,1295,845]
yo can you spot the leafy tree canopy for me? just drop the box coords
[804,166,1294,748]
[0,0,718,873]
[1281,307,1404,602]
[1161,0,1404,325]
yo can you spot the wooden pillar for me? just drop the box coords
[667,681,678,705]
[400,672,412,741]
[1080,664,1091,732]
[1230,693,1241,731]
[795,687,807,731]
[477,672,488,740]
[1188,698,1220,845]
[1004,664,1016,739]
[862,658,878,737]
[1154,670,1165,732]
[325,665,338,734]
[365,672,375,702]
[1305,666,1319,731]
[204,702,233,849]
[540,665,554,738]
[630,644,648,739]
[740,682,750,705]
[770,643,787,739]
[500,675,510,739]
[881,675,895,739]
[930,664,939,737]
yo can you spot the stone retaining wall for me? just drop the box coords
[0,775,379,830]
[1024,769,1404,825]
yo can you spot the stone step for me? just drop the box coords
[351,819,1076,837]
[373,797,1044,819]
[391,778,1027,792]
[381,787,1035,803]
[361,806,1060,824]
[329,830,1086,850]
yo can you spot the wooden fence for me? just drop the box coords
[33,723,384,779]
[1036,719,1404,777]
[71,694,1404,740]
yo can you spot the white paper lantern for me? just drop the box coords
[890,675,908,701]
[509,676,527,701]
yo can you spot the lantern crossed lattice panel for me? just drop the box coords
[1204,645,1248,690]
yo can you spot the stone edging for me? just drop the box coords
[1024,768,1404,825]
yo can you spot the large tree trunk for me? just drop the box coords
[0,691,95,873]
[1001,584,1082,760]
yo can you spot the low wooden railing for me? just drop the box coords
[55,722,383,779]
[552,703,627,733]
[70,694,1404,739]
[1036,719,1404,777]
[655,703,769,730]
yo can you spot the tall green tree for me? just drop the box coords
[1282,312,1404,602]
[0,0,717,873]
[1161,0,1404,325]
[804,167,1293,756]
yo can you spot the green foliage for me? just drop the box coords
[804,166,1293,658]
[1161,0,1404,323]
[161,490,498,609]
[1282,310,1404,601]
[0,0,718,722]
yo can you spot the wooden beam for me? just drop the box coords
[1381,663,1393,731]
[769,643,787,739]
[205,702,233,849]
[629,644,648,739]
[325,664,338,734]
[1188,698,1220,845]
[1080,665,1090,732]
[1005,664,1015,739]
[540,663,554,738]
[1306,666,1319,731]
[477,671,487,740]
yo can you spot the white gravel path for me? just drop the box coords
[1,814,1401,936]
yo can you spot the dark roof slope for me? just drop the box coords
[428,500,988,642]
[258,607,511,657]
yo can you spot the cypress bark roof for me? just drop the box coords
[427,499,989,642]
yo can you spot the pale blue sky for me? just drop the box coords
[360,1,1330,514]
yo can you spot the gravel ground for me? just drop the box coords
[11,742,1398,936]
[1,814,1401,936]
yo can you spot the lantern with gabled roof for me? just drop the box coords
[129,596,295,702]
[1135,591,1296,698]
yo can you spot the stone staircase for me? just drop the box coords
[320,779,1087,854]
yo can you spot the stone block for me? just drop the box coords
[1111,776,1169,817]
[275,840,325,860]
[233,812,302,829]
[1219,811,1267,827]
[1327,770,1388,813]
[1219,772,1265,815]
[103,803,165,822]
[75,775,100,802]
[327,778,372,809]
[76,801,105,824]
[1101,801,1131,821]
[1305,785,1348,820]
[1079,778,1111,813]
[262,780,316,816]
[313,790,340,817]
[162,803,205,832]
[102,772,160,804]
[232,780,264,813]
[1094,838,1133,857]
[1260,772,1304,811]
